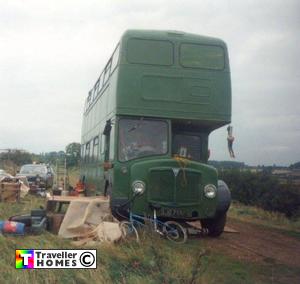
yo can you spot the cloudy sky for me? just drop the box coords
[0,0,299,166]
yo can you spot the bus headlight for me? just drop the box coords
[204,184,217,199]
[132,180,145,195]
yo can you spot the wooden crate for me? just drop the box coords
[0,182,20,202]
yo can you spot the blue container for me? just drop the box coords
[1,221,25,235]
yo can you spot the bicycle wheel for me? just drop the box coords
[119,221,140,243]
[163,221,187,244]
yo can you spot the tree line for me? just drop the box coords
[219,169,300,219]
[0,143,81,170]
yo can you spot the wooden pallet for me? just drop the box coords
[0,182,20,202]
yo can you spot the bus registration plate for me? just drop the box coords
[161,208,186,218]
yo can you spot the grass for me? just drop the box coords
[228,201,300,238]
[0,196,299,283]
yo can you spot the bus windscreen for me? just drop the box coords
[119,118,168,161]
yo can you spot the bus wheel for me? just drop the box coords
[200,212,226,237]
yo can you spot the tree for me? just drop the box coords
[0,150,32,166]
[65,142,81,167]
[290,162,300,169]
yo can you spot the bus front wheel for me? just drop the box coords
[200,212,227,237]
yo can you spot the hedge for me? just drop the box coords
[219,170,300,219]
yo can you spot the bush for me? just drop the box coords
[219,170,300,219]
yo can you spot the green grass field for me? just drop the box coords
[229,201,300,239]
[0,195,299,283]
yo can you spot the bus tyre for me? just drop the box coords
[200,212,227,237]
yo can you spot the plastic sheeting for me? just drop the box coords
[58,199,122,245]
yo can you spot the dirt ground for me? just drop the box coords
[201,218,300,269]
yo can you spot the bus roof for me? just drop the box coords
[121,29,227,48]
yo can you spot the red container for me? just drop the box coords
[0,221,25,234]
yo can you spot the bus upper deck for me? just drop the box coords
[83,30,231,138]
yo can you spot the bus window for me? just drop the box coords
[85,142,90,162]
[180,43,225,70]
[111,45,120,72]
[103,61,112,85]
[127,39,174,66]
[87,92,92,107]
[94,78,100,97]
[89,141,93,160]
[93,136,99,162]
[109,123,115,160]
[81,144,84,158]
[100,134,105,159]
[172,134,201,161]
[97,72,103,95]
[119,118,168,161]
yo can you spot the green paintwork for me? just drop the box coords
[116,30,231,128]
[80,30,231,220]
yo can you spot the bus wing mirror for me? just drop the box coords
[103,162,113,171]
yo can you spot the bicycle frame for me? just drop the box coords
[129,209,164,234]
[118,195,187,243]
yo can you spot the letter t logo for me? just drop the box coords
[20,253,32,266]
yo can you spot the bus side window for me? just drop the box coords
[109,123,115,160]
[89,141,93,161]
[103,60,112,85]
[87,92,92,107]
[93,136,99,162]
[100,134,105,160]
[111,44,120,72]
[81,144,85,159]
[94,79,100,99]
[97,72,103,95]
[85,142,90,163]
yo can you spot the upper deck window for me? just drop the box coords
[111,45,120,72]
[180,43,225,70]
[103,61,112,85]
[127,39,173,66]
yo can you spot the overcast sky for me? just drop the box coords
[0,0,299,166]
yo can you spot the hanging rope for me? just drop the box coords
[173,155,189,187]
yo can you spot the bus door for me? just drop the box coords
[102,120,113,196]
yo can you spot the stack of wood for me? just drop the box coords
[0,178,21,202]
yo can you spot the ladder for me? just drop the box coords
[54,158,69,191]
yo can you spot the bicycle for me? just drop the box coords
[119,205,188,244]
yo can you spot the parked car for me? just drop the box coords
[17,164,54,190]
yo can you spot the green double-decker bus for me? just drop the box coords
[81,30,231,236]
